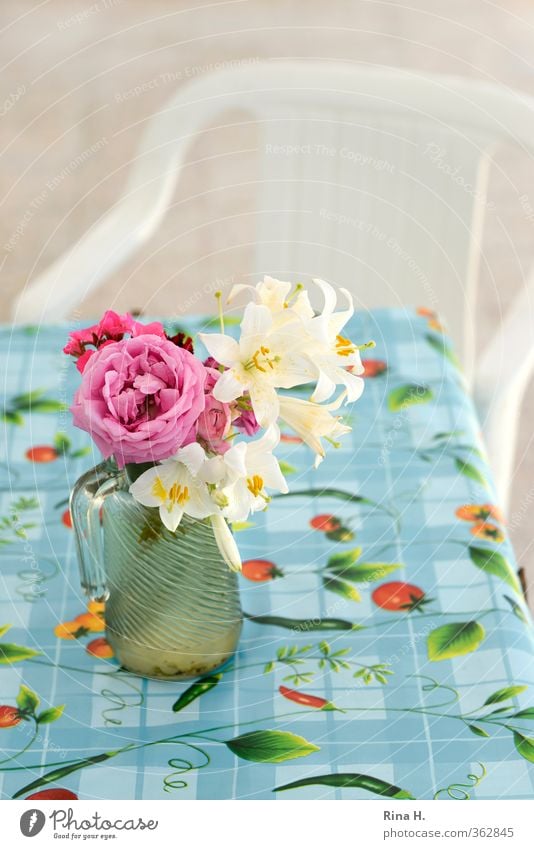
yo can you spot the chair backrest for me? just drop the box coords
[13,61,534,384]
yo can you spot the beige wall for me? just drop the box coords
[1,0,534,599]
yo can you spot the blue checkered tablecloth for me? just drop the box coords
[1,308,534,801]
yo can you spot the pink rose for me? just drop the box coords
[64,312,166,373]
[71,334,206,467]
[197,394,232,453]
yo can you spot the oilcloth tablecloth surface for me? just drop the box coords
[1,308,534,801]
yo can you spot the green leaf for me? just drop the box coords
[433,430,464,441]
[326,549,363,569]
[469,546,520,593]
[263,661,275,674]
[514,708,534,720]
[30,400,67,413]
[455,458,486,486]
[53,433,71,454]
[327,562,402,583]
[273,772,415,799]
[1,410,24,425]
[0,624,11,638]
[503,595,529,624]
[322,576,361,603]
[468,724,490,738]
[427,621,485,661]
[513,732,534,764]
[11,389,47,409]
[70,446,92,458]
[425,333,459,367]
[387,384,433,412]
[0,643,41,663]
[203,315,241,328]
[16,685,40,713]
[225,730,319,763]
[37,705,65,725]
[278,461,297,476]
[483,685,527,706]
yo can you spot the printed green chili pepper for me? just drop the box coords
[172,674,222,713]
[274,772,415,798]
[244,612,362,631]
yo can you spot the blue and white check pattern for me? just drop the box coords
[0,308,533,800]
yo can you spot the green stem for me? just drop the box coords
[0,719,39,767]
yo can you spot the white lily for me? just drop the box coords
[301,278,366,403]
[216,425,289,523]
[228,276,314,322]
[129,443,215,532]
[279,393,352,467]
[211,513,242,572]
[199,302,314,426]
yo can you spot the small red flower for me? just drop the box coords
[372,581,432,613]
[362,359,387,377]
[242,559,283,582]
[280,432,303,444]
[86,638,114,659]
[0,705,21,728]
[26,788,78,800]
[61,509,73,529]
[25,446,58,463]
[310,514,341,532]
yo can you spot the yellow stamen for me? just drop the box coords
[247,475,264,497]
[245,347,277,372]
[151,476,168,502]
[168,483,189,506]
[336,334,357,357]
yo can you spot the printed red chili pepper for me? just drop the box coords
[279,685,338,711]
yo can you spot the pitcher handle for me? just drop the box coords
[69,460,119,602]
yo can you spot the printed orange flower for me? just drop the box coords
[54,621,83,640]
[86,637,114,659]
[416,307,436,318]
[428,318,445,333]
[87,600,106,616]
[54,610,105,640]
[470,522,505,543]
[456,504,504,523]
[74,612,106,632]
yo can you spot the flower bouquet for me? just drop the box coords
[65,277,369,679]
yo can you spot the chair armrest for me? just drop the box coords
[473,269,534,509]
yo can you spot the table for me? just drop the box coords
[1,308,534,800]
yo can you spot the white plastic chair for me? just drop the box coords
[11,61,534,511]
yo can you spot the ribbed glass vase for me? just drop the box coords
[70,460,243,680]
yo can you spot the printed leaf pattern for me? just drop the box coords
[225,730,319,763]
[427,621,485,661]
[469,546,521,593]
[388,384,433,412]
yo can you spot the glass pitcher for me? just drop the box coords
[69,459,243,680]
